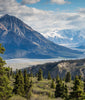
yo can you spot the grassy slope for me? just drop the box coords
[9,77,75,100]
[9,95,27,100]
[30,77,63,100]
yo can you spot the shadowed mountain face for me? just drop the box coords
[0,14,83,59]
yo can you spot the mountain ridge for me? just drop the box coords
[0,14,83,59]
[42,29,85,48]
[27,59,85,79]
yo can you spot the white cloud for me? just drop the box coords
[0,0,85,37]
[21,0,40,4]
[51,0,71,5]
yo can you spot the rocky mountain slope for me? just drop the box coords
[0,14,83,59]
[27,59,85,79]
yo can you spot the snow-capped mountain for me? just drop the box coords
[41,29,85,48]
[0,14,83,59]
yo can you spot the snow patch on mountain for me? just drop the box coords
[41,29,85,48]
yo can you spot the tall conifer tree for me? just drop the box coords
[14,70,25,96]
[0,44,12,100]
[56,74,60,83]
[38,69,43,81]
[65,72,71,82]
[51,79,55,89]
[24,70,30,94]
[70,76,83,99]
[48,72,51,80]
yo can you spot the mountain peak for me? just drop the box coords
[0,14,83,59]
[4,14,10,17]
[1,14,15,19]
[0,14,34,37]
[0,14,31,29]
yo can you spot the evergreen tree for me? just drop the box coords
[14,70,25,96]
[38,69,43,81]
[63,84,68,99]
[51,79,55,89]
[10,68,13,78]
[0,74,12,100]
[79,75,82,80]
[7,68,10,79]
[0,57,6,67]
[65,72,71,82]
[48,72,51,80]
[0,44,5,54]
[55,80,63,98]
[70,76,83,99]
[24,70,30,93]
[30,80,33,88]
[55,80,68,98]
[0,44,12,100]
[56,74,60,83]
[84,78,85,92]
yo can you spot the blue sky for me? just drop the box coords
[16,0,85,12]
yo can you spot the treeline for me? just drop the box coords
[36,69,85,100]
[0,44,32,100]
[0,43,85,100]
[0,67,33,100]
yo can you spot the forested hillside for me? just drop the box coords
[27,59,85,79]
[1,44,85,100]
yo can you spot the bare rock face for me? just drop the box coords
[0,14,83,59]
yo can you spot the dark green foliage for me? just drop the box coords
[14,69,32,99]
[14,70,25,96]
[0,57,6,67]
[79,75,82,80]
[84,78,85,92]
[65,72,71,82]
[10,68,14,78]
[26,89,32,100]
[0,44,12,100]
[63,84,68,99]
[56,74,60,83]
[55,80,68,98]
[0,44,5,54]
[48,72,51,80]
[30,80,33,88]
[24,69,32,99]
[24,70,30,94]
[55,80,63,98]
[7,68,10,79]
[38,69,43,81]
[0,74,12,100]
[51,79,55,89]
[70,76,83,99]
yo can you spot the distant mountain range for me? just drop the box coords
[41,29,85,49]
[0,14,83,59]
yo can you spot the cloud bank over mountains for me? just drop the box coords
[0,0,85,40]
